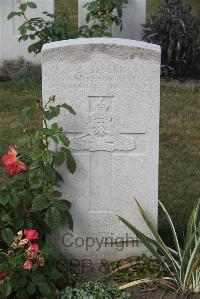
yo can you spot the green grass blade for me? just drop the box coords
[117,215,161,260]
[135,198,164,245]
[186,208,195,248]
[134,199,181,279]
[185,253,200,292]
[159,200,182,261]
[186,200,199,246]
[183,230,200,290]
[117,215,179,284]
[181,226,200,285]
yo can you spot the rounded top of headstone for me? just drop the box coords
[42,38,161,54]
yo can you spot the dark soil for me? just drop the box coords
[132,289,200,299]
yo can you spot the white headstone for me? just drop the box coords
[78,0,146,40]
[42,38,160,262]
[0,0,54,63]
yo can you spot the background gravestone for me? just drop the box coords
[78,0,146,40]
[0,0,54,63]
[42,38,160,262]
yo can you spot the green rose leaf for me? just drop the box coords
[19,26,27,36]
[9,195,20,208]
[42,150,53,165]
[7,12,18,20]
[48,268,62,279]
[31,272,46,283]
[1,214,13,226]
[61,103,76,115]
[37,282,52,297]
[19,3,27,12]
[51,199,71,211]
[58,132,70,147]
[41,128,52,136]
[45,207,62,229]
[32,194,50,211]
[0,196,9,207]
[18,191,33,206]
[50,190,62,198]
[51,123,59,132]
[54,151,66,167]
[44,106,60,120]
[27,2,37,9]
[29,170,44,189]
[1,280,12,296]
[27,282,36,295]
[42,165,57,183]
[31,151,43,161]
[62,147,76,174]
[30,161,40,170]
[1,228,14,246]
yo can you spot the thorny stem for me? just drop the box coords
[42,96,55,149]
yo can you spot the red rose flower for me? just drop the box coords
[28,243,39,251]
[2,146,26,175]
[23,260,33,270]
[0,273,6,281]
[27,243,39,259]
[24,229,39,241]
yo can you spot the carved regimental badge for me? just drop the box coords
[70,97,136,152]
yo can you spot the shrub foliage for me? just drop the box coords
[60,281,131,299]
[7,1,77,55]
[79,0,128,37]
[0,58,41,82]
[143,0,200,79]
[8,1,128,54]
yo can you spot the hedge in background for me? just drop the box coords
[143,0,200,79]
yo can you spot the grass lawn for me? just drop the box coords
[159,82,200,243]
[0,81,41,185]
[0,80,199,242]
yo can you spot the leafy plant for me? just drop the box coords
[0,58,41,82]
[60,281,131,299]
[0,230,67,298]
[7,0,129,53]
[106,254,163,282]
[11,62,41,83]
[143,0,200,79]
[79,0,128,37]
[0,95,76,298]
[118,199,200,294]
[7,1,77,55]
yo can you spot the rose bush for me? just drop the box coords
[0,96,76,298]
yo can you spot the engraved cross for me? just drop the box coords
[69,96,137,212]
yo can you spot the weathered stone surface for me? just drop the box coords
[0,0,54,63]
[42,38,160,262]
[78,0,146,40]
